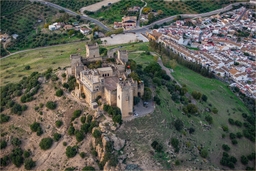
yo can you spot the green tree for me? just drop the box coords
[92,129,101,138]
[200,148,208,158]
[82,166,95,171]
[75,130,84,142]
[46,101,57,110]
[66,146,77,158]
[241,155,248,165]
[11,137,22,147]
[68,124,75,135]
[174,119,183,131]
[53,133,62,142]
[142,87,152,101]
[201,94,208,102]
[39,137,53,150]
[205,115,213,124]
[0,140,7,149]
[24,158,36,170]
[24,150,30,158]
[222,144,230,152]
[55,120,63,128]
[55,89,63,97]
[24,65,31,70]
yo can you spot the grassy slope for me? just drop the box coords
[0,42,86,86]
[117,44,254,170]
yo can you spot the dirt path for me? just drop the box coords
[150,52,181,87]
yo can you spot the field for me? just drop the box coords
[116,46,254,170]
[47,0,102,12]
[0,0,85,56]
[87,0,249,25]
[80,0,120,13]
[88,0,144,26]
[0,42,150,86]
[0,42,86,86]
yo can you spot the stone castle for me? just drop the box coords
[67,43,144,119]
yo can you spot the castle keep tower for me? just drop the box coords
[85,43,102,62]
[117,81,134,118]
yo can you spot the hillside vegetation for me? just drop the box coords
[0,0,86,56]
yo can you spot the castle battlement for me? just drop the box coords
[68,43,144,118]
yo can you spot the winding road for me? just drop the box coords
[1,0,251,59]
[31,0,249,33]
[30,0,110,31]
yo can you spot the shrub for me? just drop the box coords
[0,114,10,123]
[55,120,63,128]
[154,96,161,105]
[228,118,235,125]
[24,65,31,70]
[92,129,101,138]
[191,91,201,100]
[30,122,40,132]
[24,150,30,158]
[174,119,183,131]
[63,142,67,146]
[68,124,75,135]
[247,152,255,161]
[55,89,63,97]
[201,94,207,102]
[0,140,7,149]
[11,103,22,115]
[82,166,95,171]
[222,125,229,132]
[205,115,213,124]
[53,133,61,142]
[66,146,77,158]
[229,133,236,139]
[81,123,90,134]
[24,158,36,170]
[10,147,24,167]
[235,120,242,127]
[46,101,57,110]
[232,139,238,145]
[200,148,208,158]
[212,107,218,114]
[39,137,53,150]
[0,155,10,166]
[236,132,243,138]
[11,137,22,146]
[80,152,86,158]
[72,110,82,121]
[241,155,248,165]
[222,144,230,151]
[80,116,86,123]
[189,127,195,134]
[75,130,84,142]
[151,140,163,152]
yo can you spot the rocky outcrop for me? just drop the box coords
[110,134,125,151]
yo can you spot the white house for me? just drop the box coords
[48,22,62,31]
[80,27,90,35]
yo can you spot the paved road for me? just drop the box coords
[136,0,147,28]
[30,0,110,31]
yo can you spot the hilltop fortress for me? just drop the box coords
[66,43,144,119]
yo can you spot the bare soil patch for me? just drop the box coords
[80,0,120,13]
